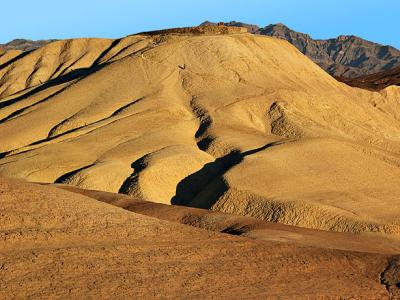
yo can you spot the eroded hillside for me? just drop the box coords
[1,26,400,235]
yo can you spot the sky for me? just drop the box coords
[1,0,399,48]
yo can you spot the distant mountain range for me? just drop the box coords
[201,21,400,80]
[0,39,57,52]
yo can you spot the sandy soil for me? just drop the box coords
[57,184,400,255]
[0,177,398,299]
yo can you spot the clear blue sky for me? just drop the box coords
[2,0,399,48]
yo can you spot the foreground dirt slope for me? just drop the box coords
[0,177,398,299]
[1,27,400,234]
[58,184,400,255]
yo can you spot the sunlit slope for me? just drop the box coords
[0,48,22,66]
[1,29,400,234]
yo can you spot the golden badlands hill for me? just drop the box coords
[1,26,400,237]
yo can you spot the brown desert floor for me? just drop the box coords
[0,177,398,299]
[57,184,400,255]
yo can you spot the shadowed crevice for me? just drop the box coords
[171,141,287,207]
[54,164,95,184]
[0,67,91,111]
[118,155,148,194]
[91,38,122,66]
[0,58,117,114]
[220,224,249,236]
[0,85,70,123]
[0,50,34,71]
[0,39,124,109]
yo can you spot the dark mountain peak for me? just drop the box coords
[261,23,290,32]
[266,22,289,30]
[199,20,215,26]
[259,24,400,78]
[259,23,312,41]
[333,35,364,44]
[336,35,350,42]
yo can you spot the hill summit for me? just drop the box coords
[202,21,400,78]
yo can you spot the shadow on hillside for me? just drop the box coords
[0,38,124,111]
[54,164,94,183]
[0,67,94,111]
[171,141,284,208]
[0,50,33,71]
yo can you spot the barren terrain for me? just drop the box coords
[1,26,400,298]
[1,177,399,299]
[1,27,400,235]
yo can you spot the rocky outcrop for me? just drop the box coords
[140,25,248,36]
[200,20,260,33]
[337,66,400,90]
